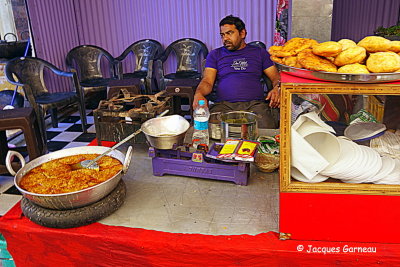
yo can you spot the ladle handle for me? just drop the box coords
[86,109,169,167]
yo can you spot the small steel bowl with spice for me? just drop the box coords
[219,111,259,142]
[209,112,222,140]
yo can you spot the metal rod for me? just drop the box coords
[85,109,169,168]
[10,38,30,107]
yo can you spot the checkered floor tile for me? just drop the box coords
[46,111,95,151]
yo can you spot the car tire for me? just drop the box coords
[21,180,126,228]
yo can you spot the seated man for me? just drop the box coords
[193,15,280,129]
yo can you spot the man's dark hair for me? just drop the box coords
[219,15,246,32]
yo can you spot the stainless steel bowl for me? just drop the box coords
[6,146,132,210]
[141,114,190,149]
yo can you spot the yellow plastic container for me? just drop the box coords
[366,95,385,123]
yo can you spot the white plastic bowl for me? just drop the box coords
[291,167,329,183]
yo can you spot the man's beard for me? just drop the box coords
[224,41,241,51]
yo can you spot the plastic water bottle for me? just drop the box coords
[192,100,210,148]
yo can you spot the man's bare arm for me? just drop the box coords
[193,67,217,109]
[264,65,281,108]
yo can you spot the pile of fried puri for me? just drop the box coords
[269,36,400,74]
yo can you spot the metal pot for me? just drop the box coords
[219,111,259,142]
[6,146,133,210]
[209,112,221,140]
[141,114,190,149]
[0,33,31,60]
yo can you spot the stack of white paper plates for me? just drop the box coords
[374,158,400,185]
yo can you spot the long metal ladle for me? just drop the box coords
[72,109,169,171]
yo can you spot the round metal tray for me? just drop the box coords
[275,62,400,83]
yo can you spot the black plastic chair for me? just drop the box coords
[115,39,163,94]
[248,41,267,49]
[5,57,87,145]
[66,45,117,107]
[155,38,208,90]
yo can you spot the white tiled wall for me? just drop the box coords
[291,0,333,42]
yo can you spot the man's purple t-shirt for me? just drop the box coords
[205,45,274,102]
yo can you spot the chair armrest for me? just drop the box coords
[154,59,164,78]
[147,60,154,79]
[154,59,165,91]
[4,71,24,86]
[201,59,207,78]
[4,62,24,86]
[115,61,123,80]
[51,68,75,78]
[42,60,75,78]
[23,84,39,109]
[71,71,85,99]
[261,74,273,93]
[110,62,118,79]
[114,51,130,79]
[145,60,154,92]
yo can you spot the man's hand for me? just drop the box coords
[192,68,217,109]
[263,65,281,108]
[193,92,207,109]
[266,86,280,108]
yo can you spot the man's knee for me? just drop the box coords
[209,102,234,113]
[248,102,279,129]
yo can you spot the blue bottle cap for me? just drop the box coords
[199,100,205,105]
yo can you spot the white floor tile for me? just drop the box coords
[0,194,22,216]
[50,131,82,142]
[63,142,90,149]
[87,124,97,133]
[0,175,14,193]
[47,122,74,132]
[76,116,94,124]
[71,110,93,116]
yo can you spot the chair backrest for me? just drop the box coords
[5,57,64,97]
[66,45,115,82]
[248,41,267,49]
[160,38,209,73]
[117,39,163,73]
